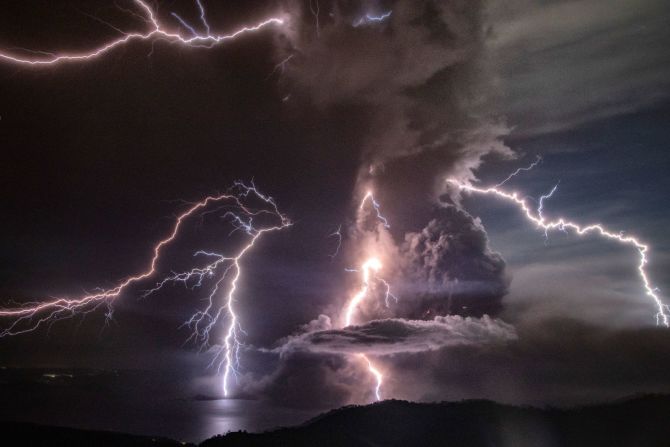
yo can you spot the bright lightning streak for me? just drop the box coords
[360,353,383,401]
[340,189,399,401]
[0,182,291,397]
[494,155,542,187]
[360,190,390,228]
[171,12,199,37]
[353,11,392,27]
[144,182,291,396]
[0,0,284,66]
[447,179,670,328]
[537,182,559,220]
[196,0,211,35]
[344,257,382,327]
[343,257,385,401]
[379,277,398,308]
[537,182,560,241]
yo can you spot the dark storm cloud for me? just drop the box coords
[5,0,667,422]
[397,204,509,318]
[385,319,670,405]
[278,0,514,184]
[273,0,514,336]
[330,202,510,324]
[248,2,520,407]
[251,351,378,408]
[273,314,516,356]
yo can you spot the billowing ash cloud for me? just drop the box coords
[251,0,520,408]
[397,204,509,318]
[278,0,514,185]
[275,0,513,323]
[274,314,516,356]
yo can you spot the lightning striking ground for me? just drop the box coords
[338,190,398,401]
[343,257,385,401]
[0,0,284,66]
[360,353,383,401]
[448,178,670,327]
[0,182,291,396]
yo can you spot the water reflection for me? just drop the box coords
[202,399,316,440]
[0,369,318,443]
[146,398,317,442]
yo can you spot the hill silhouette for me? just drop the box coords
[0,421,191,446]
[2,395,669,446]
[202,395,670,447]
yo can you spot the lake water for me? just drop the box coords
[0,368,318,443]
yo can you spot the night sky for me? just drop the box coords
[1,0,670,442]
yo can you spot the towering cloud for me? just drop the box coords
[278,0,513,185]
[398,204,509,318]
[252,0,518,407]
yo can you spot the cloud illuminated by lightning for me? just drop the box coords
[343,257,383,328]
[342,257,386,401]
[0,0,284,66]
[447,178,670,328]
[338,190,398,401]
[0,182,291,397]
[360,190,390,228]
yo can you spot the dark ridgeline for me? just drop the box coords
[0,421,190,446]
[3,395,669,446]
[203,395,670,447]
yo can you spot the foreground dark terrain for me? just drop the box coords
[3,395,669,446]
[0,421,189,446]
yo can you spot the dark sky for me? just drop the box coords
[1,0,670,437]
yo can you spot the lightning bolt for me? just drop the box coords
[447,178,670,328]
[0,182,291,397]
[353,11,392,28]
[343,257,385,401]
[196,0,212,35]
[360,190,390,229]
[537,182,560,242]
[266,54,294,80]
[338,190,398,401]
[328,224,343,259]
[494,155,542,187]
[343,257,383,328]
[537,182,559,221]
[0,0,284,66]
[360,353,383,401]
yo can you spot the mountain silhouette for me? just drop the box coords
[2,395,669,446]
[202,395,670,447]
